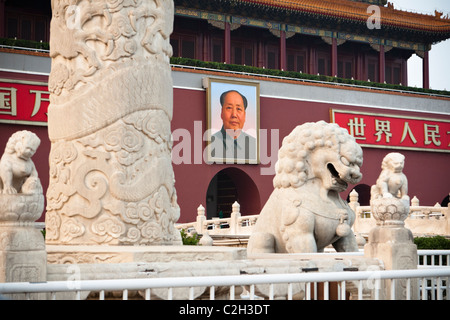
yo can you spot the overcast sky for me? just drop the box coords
[391,0,450,91]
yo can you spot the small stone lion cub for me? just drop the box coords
[371,152,409,202]
[0,130,42,194]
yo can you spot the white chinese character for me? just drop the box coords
[447,131,450,148]
[29,90,50,117]
[400,122,417,144]
[374,119,392,143]
[347,117,366,140]
[424,124,441,146]
[0,87,18,116]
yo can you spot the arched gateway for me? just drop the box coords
[206,168,261,219]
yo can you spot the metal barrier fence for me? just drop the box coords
[1,250,448,300]
[418,250,449,266]
[0,267,449,300]
[330,250,450,267]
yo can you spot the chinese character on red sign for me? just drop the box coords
[0,79,49,126]
[331,109,450,153]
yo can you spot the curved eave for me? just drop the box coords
[246,1,450,35]
[175,0,450,43]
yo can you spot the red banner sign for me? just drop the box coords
[0,79,49,126]
[331,109,450,153]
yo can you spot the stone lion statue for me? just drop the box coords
[248,121,363,253]
[369,152,410,225]
[370,152,408,202]
[0,130,42,194]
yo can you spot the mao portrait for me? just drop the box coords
[206,78,259,164]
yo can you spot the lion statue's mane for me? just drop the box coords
[273,121,360,189]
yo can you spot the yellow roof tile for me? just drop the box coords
[239,0,450,33]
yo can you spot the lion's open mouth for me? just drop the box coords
[327,163,348,189]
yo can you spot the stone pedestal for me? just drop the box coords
[364,226,418,299]
[364,198,418,299]
[46,245,248,300]
[0,194,46,299]
[46,245,247,265]
[45,249,383,300]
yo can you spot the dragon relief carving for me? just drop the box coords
[45,111,181,245]
[248,121,363,254]
[49,0,173,97]
[49,1,113,72]
[46,0,181,246]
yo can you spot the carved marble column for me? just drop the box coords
[331,37,337,77]
[45,0,181,246]
[422,50,430,89]
[279,29,286,71]
[0,0,6,39]
[224,17,231,64]
[378,44,385,84]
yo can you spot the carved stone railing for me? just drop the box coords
[176,202,259,236]
[350,190,450,237]
[177,192,450,239]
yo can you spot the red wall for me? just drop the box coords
[172,88,450,222]
[0,73,449,224]
[171,88,275,220]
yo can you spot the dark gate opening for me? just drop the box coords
[206,168,261,219]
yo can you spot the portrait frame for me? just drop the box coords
[205,77,260,164]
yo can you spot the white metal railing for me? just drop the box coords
[319,250,450,267]
[0,249,448,300]
[0,268,449,300]
[418,250,450,266]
